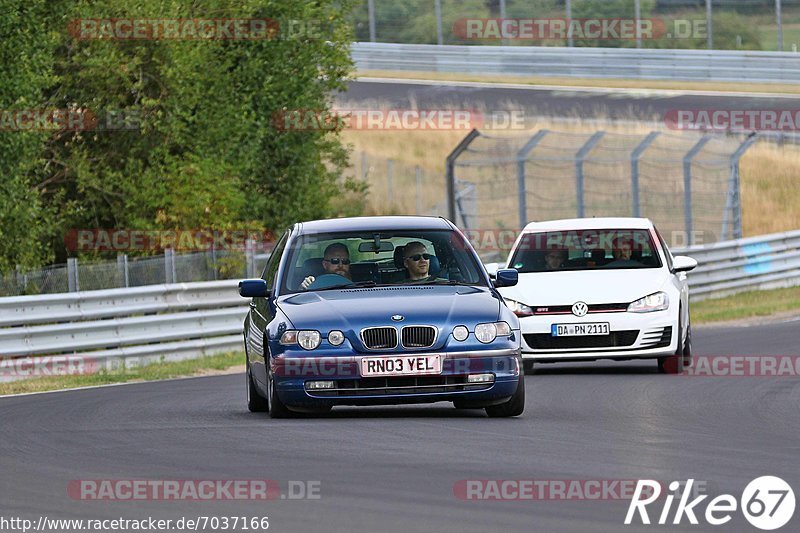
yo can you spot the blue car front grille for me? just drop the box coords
[361,327,398,350]
[401,326,436,348]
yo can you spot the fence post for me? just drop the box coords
[117,254,129,288]
[387,159,394,204]
[683,136,712,246]
[435,0,443,45]
[361,151,368,181]
[165,248,176,284]
[722,133,758,240]
[446,129,481,223]
[245,238,256,278]
[368,0,376,42]
[516,130,550,229]
[67,257,79,292]
[415,166,422,215]
[566,0,573,47]
[575,132,605,218]
[630,132,660,218]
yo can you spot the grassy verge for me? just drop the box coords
[692,286,800,324]
[0,351,243,396]
[357,70,800,95]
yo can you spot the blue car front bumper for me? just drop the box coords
[271,348,521,408]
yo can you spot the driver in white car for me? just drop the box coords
[301,243,351,289]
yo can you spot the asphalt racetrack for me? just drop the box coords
[343,79,800,122]
[1,318,798,533]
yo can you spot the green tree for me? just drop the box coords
[3,0,361,267]
[0,0,55,271]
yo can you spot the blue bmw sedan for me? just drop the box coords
[239,216,524,418]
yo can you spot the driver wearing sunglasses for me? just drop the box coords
[301,243,351,289]
[402,241,438,282]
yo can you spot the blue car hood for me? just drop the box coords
[277,285,500,333]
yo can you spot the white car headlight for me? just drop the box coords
[474,322,511,343]
[504,298,534,317]
[628,292,669,313]
[297,330,322,350]
[452,325,469,342]
[328,330,345,346]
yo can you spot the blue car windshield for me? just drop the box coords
[280,230,487,293]
[509,228,663,273]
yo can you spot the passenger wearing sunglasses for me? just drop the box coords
[301,243,351,289]
[402,241,440,282]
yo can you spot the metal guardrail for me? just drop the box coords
[1,229,798,380]
[0,281,246,381]
[352,42,800,83]
[673,229,800,299]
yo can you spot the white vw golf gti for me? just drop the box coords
[497,218,697,373]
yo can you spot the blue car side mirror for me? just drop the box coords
[239,279,270,297]
[493,269,518,288]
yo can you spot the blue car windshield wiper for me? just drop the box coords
[417,279,477,286]
[313,280,378,292]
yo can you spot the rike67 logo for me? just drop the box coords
[625,477,795,530]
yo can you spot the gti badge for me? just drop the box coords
[571,301,588,317]
[391,314,404,322]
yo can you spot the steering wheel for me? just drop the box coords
[307,274,353,290]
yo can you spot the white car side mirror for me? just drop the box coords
[672,255,697,273]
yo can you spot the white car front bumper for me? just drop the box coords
[519,309,678,361]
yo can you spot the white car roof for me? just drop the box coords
[521,217,655,232]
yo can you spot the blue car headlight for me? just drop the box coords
[474,321,512,344]
[328,330,345,346]
[452,325,469,342]
[280,330,322,350]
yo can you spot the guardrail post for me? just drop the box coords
[446,129,481,223]
[683,136,712,246]
[631,132,660,218]
[117,254,129,288]
[516,130,549,229]
[575,132,605,218]
[67,257,79,292]
[165,248,176,284]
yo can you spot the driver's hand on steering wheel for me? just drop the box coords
[301,276,315,289]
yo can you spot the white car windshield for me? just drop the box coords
[509,229,662,273]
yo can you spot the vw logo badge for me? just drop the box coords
[391,314,404,322]
[571,301,588,317]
